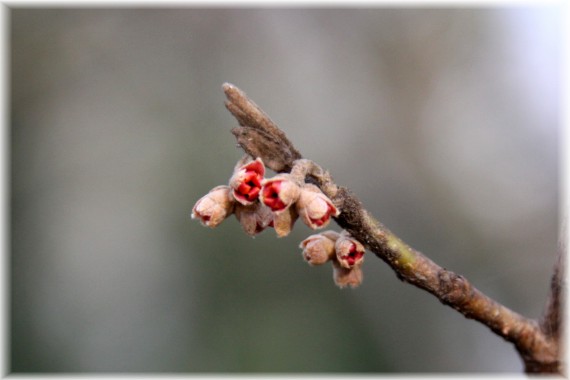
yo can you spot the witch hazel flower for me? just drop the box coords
[335,232,366,269]
[229,157,265,206]
[260,174,301,213]
[192,153,365,289]
[299,230,340,265]
[191,185,235,228]
[234,202,273,237]
[296,184,340,229]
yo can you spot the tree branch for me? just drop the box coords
[221,83,563,373]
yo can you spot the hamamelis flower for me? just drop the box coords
[260,174,301,213]
[296,184,339,229]
[191,185,234,228]
[234,202,273,237]
[335,233,366,269]
[299,231,340,265]
[332,260,363,289]
[229,157,265,205]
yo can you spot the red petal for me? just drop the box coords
[340,243,364,267]
[235,171,263,202]
[243,159,265,176]
[262,181,287,211]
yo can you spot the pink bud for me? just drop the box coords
[260,174,301,213]
[229,157,265,205]
[335,234,366,269]
[296,184,340,229]
[191,185,234,228]
[272,206,298,238]
[234,202,273,237]
[299,231,339,265]
[332,260,363,289]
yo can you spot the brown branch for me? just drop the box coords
[532,242,565,373]
[221,82,563,374]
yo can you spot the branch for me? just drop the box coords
[532,241,564,373]
[222,83,563,373]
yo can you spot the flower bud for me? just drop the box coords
[234,202,273,237]
[299,231,339,265]
[260,174,301,213]
[335,233,366,269]
[191,185,234,228]
[229,157,265,205]
[296,184,340,229]
[272,206,298,238]
[332,260,363,289]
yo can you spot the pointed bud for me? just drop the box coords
[260,174,301,213]
[229,157,265,205]
[296,184,340,229]
[335,233,366,269]
[299,231,339,265]
[272,206,298,238]
[191,185,234,228]
[234,202,273,237]
[332,260,363,289]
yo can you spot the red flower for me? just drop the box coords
[335,234,366,269]
[260,174,301,213]
[296,184,340,229]
[229,158,265,205]
[191,185,234,228]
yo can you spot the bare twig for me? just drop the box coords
[532,242,564,373]
[222,82,563,373]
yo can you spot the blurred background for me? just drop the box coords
[10,7,561,373]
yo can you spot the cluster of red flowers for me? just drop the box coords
[300,230,366,288]
[192,157,366,288]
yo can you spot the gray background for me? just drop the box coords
[11,7,560,372]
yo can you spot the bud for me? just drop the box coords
[299,231,340,265]
[296,184,340,229]
[229,157,265,205]
[272,206,298,238]
[332,260,363,289]
[191,185,234,228]
[260,174,301,213]
[234,202,273,237]
[335,233,366,269]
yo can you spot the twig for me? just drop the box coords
[221,83,563,373]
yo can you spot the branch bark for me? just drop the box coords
[222,82,563,374]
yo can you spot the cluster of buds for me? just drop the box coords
[300,230,366,288]
[191,156,340,237]
[192,156,367,288]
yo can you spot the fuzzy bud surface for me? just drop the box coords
[272,207,298,237]
[332,260,363,289]
[299,231,339,265]
[296,184,339,229]
[191,185,234,228]
[235,202,273,236]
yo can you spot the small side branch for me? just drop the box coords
[222,83,562,373]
